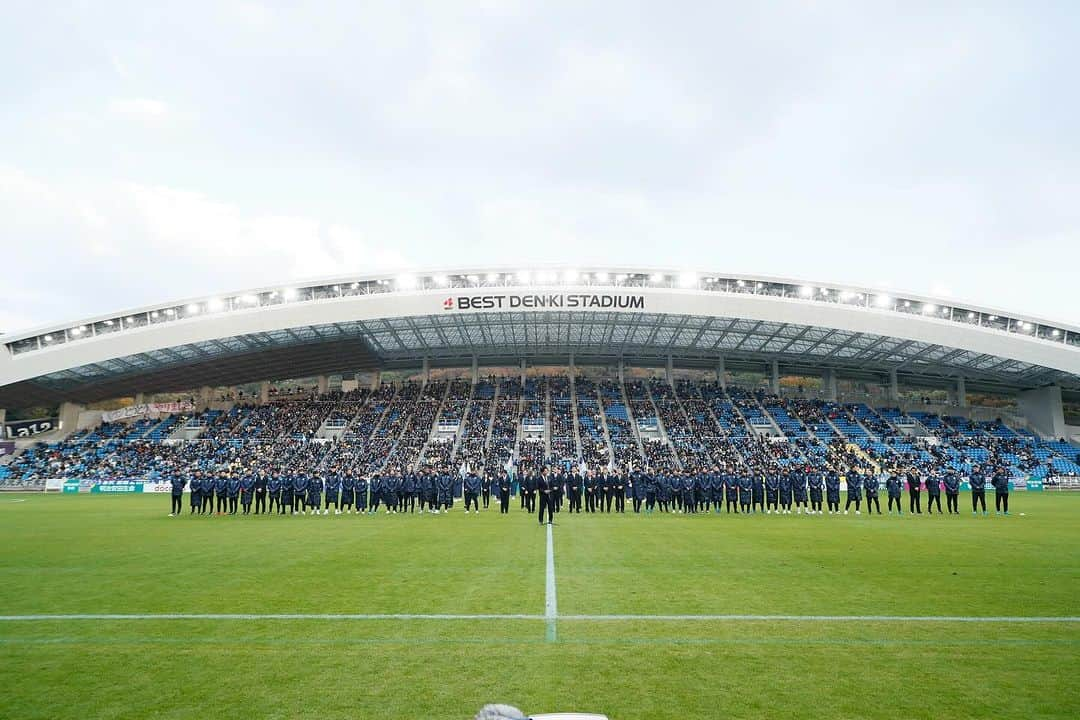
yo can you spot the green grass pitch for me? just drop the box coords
[1,492,1078,720]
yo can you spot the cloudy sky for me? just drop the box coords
[2,1,1077,333]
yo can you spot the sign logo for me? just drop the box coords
[442,293,645,311]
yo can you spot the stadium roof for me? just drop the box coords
[2,267,1079,407]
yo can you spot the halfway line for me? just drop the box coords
[1,613,1077,623]
[545,522,558,642]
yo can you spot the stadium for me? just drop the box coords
[1,267,1079,719]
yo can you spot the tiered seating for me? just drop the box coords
[4,379,1079,489]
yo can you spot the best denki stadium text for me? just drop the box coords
[447,294,646,310]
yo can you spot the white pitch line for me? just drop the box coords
[0,614,1076,623]
[545,522,558,641]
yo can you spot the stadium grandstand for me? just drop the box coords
[1,267,1079,490]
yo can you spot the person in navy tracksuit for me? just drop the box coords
[751,473,765,514]
[240,475,255,515]
[738,474,753,513]
[268,476,281,514]
[188,475,202,515]
[307,476,322,515]
[970,467,987,515]
[791,470,808,514]
[401,473,417,513]
[944,472,960,514]
[844,472,862,514]
[370,474,384,513]
[436,473,453,512]
[808,471,823,514]
[765,473,779,513]
[325,474,341,514]
[925,473,943,515]
[778,472,792,514]
[341,475,355,514]
[631,472,646,513]
[863,472,881,515]
[214,476,228,514]
[280,475,293,515]
[993,472,1010,515]
[354,475,369,513]
[463,472,482,513]
[886,474,903,515]
[169,476,185,516]
[292,474,308,514]
[825,471,841,514]
[226,475,241,514]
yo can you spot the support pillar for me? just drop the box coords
[422,357,430,386]
[888,368,899,403]
[568,352,575,378]
[260,381,270,404]
[822,368,837,402]
[770,359,780,395]
[1018,385,1066,439]
[956,376,967,408]
[666,355,674,387]
[618,359,625,385]
[59,402,83,433]
[317,375,329,395]
[0,409,6,432]
[471,356,479,384]
[198,386,213,410]
[520,358,526,387]
[370,370,381,391]
[717,356,726,391]
[134,392,145,405]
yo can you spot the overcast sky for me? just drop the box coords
[2,2,1077,333]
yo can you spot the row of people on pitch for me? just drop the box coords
[170,472,492,516]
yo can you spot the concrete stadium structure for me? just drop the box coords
[2,268,1078,439]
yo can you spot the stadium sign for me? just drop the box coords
[444,293,646,312]
[4,417,59,439]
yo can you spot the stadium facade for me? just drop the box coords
[1,267,1078,439]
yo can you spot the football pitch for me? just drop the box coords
[1,493,1078,720]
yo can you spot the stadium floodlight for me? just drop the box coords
[989,315,997,321]
[397,274,417,290]
[539,271,557,283]
[207,298,224,312]
[595,272,609,283]
[1052,329,1061,337]
[282,287,298,300]
[105,318,116,324]
[922,303,936,314]
[467,274,480,284]
[71,327,82,336]
[150,311,159,318]
[873,294,891,307]
[563,269,579,283]
[433,274,448,287]
[350,282,359,289]
[186,303,200,314]
[799,286,814,298]
[903,300,911,308]
[967,311,976,319]
[43,334,52,342]
[756,282,763,289]
[240,294,258,305]
[839,290,854,301]
[650,272,665,283]
[736,279,745,287]
[517,270,531,283]
[678,272,698,288]
[486,273,500,282]
[1017,321,1026,329]
[164,308,175,316]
